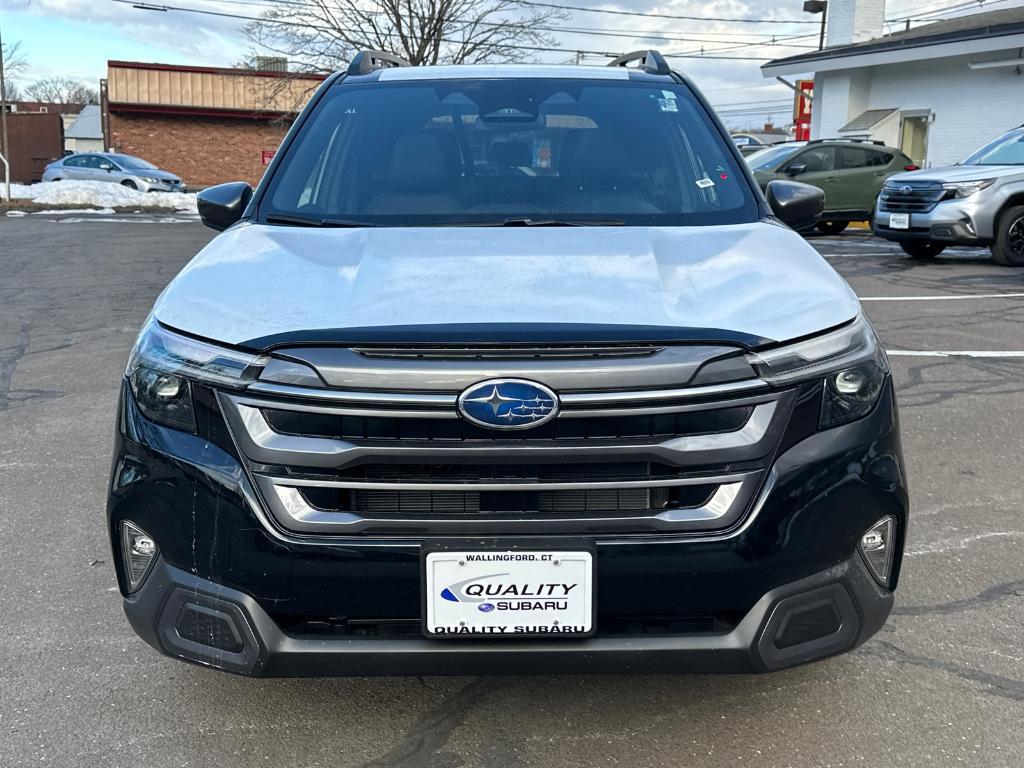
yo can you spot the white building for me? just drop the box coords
[64,104,104,153]
[762,4,1024,168]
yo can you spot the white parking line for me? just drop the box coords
[862,292,1024,301]
[888,350,1024,358]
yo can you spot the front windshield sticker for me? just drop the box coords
[695,177,715,188]
[658,98,678,112]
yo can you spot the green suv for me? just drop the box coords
[748,139,917,234]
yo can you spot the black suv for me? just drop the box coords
[109,51,908,676]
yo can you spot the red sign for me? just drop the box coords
[261,149,276,166]
[793,80,813,142]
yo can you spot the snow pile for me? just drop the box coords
[6,181,198,212]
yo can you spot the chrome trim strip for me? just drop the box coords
[256,471,750,493]
[243,378,768,409]
[247,382,457,406]
[252,473,758,534]
[559,379,768,404]
[561,392,775,418]
[231,394,458,420]
[220,394,782,470]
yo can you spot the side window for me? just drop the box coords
[83,156,104,169]
[838,147,893,169]
[837,147,870,169]
[64,156,86,168]
[794,146,835,172]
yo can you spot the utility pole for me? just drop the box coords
[0,18,11,201]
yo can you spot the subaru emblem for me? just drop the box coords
[458,379,559,430]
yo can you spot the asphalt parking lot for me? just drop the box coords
[1,215,1022,768]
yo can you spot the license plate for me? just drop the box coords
[889,213,910,229]
[423,550,594,638]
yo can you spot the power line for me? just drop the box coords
[198,0,822,47]
[113,0,795,60]
[887,0,1019,21]
[512,0,821,25]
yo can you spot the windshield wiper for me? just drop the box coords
[264,212,379,227]
[454,217,626,227]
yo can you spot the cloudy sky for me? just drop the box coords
[0,0,980,128]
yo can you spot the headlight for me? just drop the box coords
[139,176,160,184]
[746,315,889,428]
[941,179,994,198]
[126,319,262,431]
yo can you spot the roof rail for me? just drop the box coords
[807,137,885,146]
[607,50,671,76]
[347,50,413,76]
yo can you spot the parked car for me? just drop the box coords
[108,50,907,678]
[732,132,788,156]
[874,126,1024,265]
[749,138,917,234]
[41,152,184,192]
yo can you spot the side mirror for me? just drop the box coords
[197,182,254,231]
[100,163,113,172]
[766,179,824,231]
[784,162,807,177]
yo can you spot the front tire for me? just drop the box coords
[991,205,1024,266]
[900,240,946,259]
[121,179,138,190]
[817,221,848,235]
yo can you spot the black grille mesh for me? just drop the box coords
[265,406,753,443]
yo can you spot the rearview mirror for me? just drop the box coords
[197,182,254,231]
[784,163,807,177]
[766,179,824,231]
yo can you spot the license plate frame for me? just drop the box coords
[421,541,596,639]
[889,213,910,230]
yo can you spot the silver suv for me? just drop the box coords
[874,127,1024,265]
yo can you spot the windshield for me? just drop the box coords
[110,154,158,170]
[262,78,759,226]
[746,143,805,172]
[962,128,1024,166]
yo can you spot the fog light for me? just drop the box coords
[859,516,895,586]
[835,368,868,395]
[122,521,158,592]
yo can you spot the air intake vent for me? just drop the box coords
[175,603,244,653]
[773,599,842,649]
[350,344,663,360]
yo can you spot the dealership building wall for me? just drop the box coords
[104,61,324,189]
[108,112,290,188]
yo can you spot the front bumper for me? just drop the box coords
[108,379,908,677]
[125,551,892,676]
[137,179,186,193]
[874,199,993,245]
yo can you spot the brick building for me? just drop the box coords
[104,61,326,188]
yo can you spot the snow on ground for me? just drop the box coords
[6,181,197,212]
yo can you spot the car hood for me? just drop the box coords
[153,221,860,350]
[888,164,1024,183]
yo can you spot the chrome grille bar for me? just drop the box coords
[253,473,758,535]
[219,393,784,470]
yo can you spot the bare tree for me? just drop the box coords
[244,0,567,73]
[2,39,27,76]
[2,79,20,103]
[25,76,99,106]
